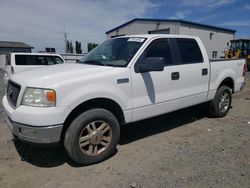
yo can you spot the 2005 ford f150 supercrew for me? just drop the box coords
[2,35,246,165]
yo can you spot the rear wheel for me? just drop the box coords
[247,63,250,71]
[64,108,120,165]
[209,86,232,117]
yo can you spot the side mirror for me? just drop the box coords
[135,57,165,73]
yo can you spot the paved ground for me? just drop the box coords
[0,70,249,188]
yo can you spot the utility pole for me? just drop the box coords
[63,24,68,53]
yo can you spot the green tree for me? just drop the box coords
[75,41,82,54]
[69,41,73,53]
[66,40,74,53]
[87,42,98,52]
[66,40,70,53]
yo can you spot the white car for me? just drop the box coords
[2,35,246,165]
[4,53,65,85]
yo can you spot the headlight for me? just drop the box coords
[22,88,56,107]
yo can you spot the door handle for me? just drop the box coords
[171,72,179,80]
[202,68,208,76]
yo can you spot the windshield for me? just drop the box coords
[230,41,241,50]
[242,40,250,51]
[230,40,250,51]
[230,41,237,49]
[79,37,146,67]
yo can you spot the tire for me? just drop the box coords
[247,64,250,71]
[209,86,232,117]
[64,108,120,165]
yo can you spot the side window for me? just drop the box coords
[53,57,64,64]
[46,56,63,65]
[37,56,46,65]
[176,38,203,64]
[47,57,55,65]
[15,55,26,65]
[15,55,46,65]
[29,56,37,65]
[144,39,172,65]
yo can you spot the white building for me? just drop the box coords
[0,41,33,69]
[106,18,236,59]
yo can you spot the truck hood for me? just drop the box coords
[11,63,115,87]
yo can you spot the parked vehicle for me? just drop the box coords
[2,35,246,165]
[4,53,65,85]
[225,39,250,70]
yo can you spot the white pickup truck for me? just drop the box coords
[3,35,246,165]
[4,53,65,86]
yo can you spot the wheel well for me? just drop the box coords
[218,77,234,93]
[61,98,125,140]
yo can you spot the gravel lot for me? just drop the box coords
[0,70,249,188]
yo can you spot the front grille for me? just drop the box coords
[7,81,21,108]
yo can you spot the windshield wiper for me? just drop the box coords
[82,60,106,66]
[105,63,124,67]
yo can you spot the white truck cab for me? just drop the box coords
[2,35,246,165]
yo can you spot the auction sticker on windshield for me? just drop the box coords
[127,38,145,42]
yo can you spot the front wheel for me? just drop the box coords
[64,108,120,165]
[209,86,232,117]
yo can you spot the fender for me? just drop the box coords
[207,67,235,101]
[213,68,235,91]
[56,82,133,124]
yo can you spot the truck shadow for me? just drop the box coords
[119,103,209,145]
[14,140,69,167]
[13,103,209,168]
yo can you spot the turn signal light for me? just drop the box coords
[46,91,56,102]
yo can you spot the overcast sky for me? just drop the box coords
[0,0,249,53]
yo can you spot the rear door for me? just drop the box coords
[131,37,209,122]
[166,38,209,102]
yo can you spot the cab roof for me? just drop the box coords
[115,34,200,40]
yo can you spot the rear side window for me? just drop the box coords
[176,38,203,63]
[15,55,26,65]
[15,55,47,65]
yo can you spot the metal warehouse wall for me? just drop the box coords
[179,24,234,59]
[0,48,31,53]
[106,21,235,59]
[106,21,180,38]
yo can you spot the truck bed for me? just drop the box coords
[207,58,245,101]
[210,58,245,62]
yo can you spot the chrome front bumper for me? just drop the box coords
[5,115,63,144]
